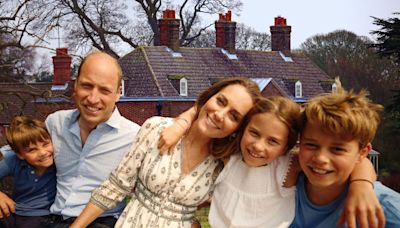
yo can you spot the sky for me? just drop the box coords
[235,0,399,49]
[40,0,399,62]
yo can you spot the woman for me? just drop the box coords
[71,77,260,227]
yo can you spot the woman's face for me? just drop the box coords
[196,84,254,139]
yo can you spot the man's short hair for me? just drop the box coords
[76,51,122,88]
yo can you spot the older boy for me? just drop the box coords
[290,83,400,227]
[0,116,56,228]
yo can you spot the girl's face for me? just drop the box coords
[240,112,289,167]
[196,84,253,139]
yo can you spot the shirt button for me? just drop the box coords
[31,171,35,174]
[34,179,38,182]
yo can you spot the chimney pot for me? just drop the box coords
[227,10,232,21]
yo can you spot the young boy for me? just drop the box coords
[290,81,400,227]
[0,116,56,228]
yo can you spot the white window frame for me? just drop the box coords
[180,77,188,96]
[332,82,337,93]
[120,79,125,96]
[295,80,302,98]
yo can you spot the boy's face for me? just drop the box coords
[299,122,369,191]
[17,139,54,172]
[240,112,289,167]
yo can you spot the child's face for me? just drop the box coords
[17,139,54,171]
[240,112,289,167]
[299,122,369,191]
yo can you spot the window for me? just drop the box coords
[180,78,188,96]
[295,80,302,98]
[332,82,337,93]
[120,79,125,96]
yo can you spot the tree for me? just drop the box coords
[370,13,400,63]
[0,0,47,82]
[300,30,396,104]
[48,0,242,58]
[188,23,270,51]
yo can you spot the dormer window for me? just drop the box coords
[120,79,125,96]
[295,80,302,98]
[332,82,337,93]
[180,77,188,96]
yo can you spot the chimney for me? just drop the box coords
[52,48,71,86]
[157,9,180,52]
[215,10,237,54]
[270,16,291,53]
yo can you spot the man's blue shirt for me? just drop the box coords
[0,145,56,216]
[45,108,140,218]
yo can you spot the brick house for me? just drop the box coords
[0,10,334,133]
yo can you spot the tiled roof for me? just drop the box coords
[0,82,69,124]
[120,46,332,99]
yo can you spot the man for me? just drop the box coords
[43,52,140,227]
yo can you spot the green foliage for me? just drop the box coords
[370,13,400,63]
[194,207,211,228]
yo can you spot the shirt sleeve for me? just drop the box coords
[0,146,16,179]
[90,117,162,210]
[374,182,400,228]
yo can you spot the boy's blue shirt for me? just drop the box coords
[0,145,56,216]
[290,173,400,228]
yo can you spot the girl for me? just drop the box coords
[71,77,261,228]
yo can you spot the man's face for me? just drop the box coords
[298,122,369,192]
[74,54,121,129]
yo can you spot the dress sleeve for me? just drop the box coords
[90,117,161,210]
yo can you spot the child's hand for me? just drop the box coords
[337,180,385,228]
[0,191,15,218]
[158,120,187,155]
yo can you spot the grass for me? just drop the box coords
[194,207,211,228]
